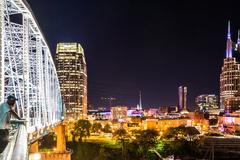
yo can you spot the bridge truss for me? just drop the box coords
[0,0,63,133]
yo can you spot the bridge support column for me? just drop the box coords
[55,124,66,152]
[29,141,39,153]
[40,124,71,160]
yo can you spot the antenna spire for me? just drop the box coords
[139,91,142,110]
[227,20,231,39]
[238,29,240,45]
[226,20,232,58]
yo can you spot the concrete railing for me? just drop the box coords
[1,122,28,160]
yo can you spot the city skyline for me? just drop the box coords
[28,0,240,108]
[2,1,240,159]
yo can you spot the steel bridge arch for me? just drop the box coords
[0,0,63,133]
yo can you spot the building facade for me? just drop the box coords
[220,22,240,113]
[56,43,87,119]
[111,106,128,122]
[178,86,187,112]
[196,94,218,111]
[143,118,197,132]
[159,106,169,114]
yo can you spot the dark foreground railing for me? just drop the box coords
[0,120,28,160]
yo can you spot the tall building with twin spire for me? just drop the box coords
[178,86,188,113]
[220,21,240,113]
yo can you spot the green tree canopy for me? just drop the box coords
[135,129,159,143]
[72,119,92,142]
[113,128,129,143]
[91,122,102,133]
[162,126,200,141]
[131,129,159,159]
[102,123,112,133]
[113,128,130,159]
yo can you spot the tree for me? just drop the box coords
[113,128,130,159]
[135,129,159,145]
[113,128,130,144]
[162,126,200,141]
[102,123,112,133]
[133,129,159,158]
[72,119,92,142]
[91,122,102,133]
[162,126,202,158]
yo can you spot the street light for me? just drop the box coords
[29,153,41,160]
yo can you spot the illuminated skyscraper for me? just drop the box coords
[220,21,240,113]
[178,86,187,112]
[195,94,218,111]
[56,43,87,119]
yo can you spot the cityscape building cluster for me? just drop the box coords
[195,94,218,112]
[55,21,240,136]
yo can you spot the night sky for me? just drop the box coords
[28,0,240,110]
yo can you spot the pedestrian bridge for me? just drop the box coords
[0,0,65,159]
